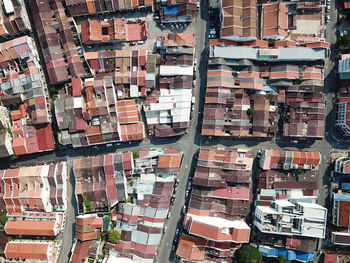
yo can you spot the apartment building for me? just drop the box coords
[1,162,67,213]
[254,200,327,239]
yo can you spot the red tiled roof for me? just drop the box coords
[176,234,206,261]
[5,242,49,260]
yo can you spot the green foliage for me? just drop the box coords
[6,127,12,138]
[0,212,8,225]
[293,167,304,175]
[8,237,13,241]
[98,254,104,260]
[222,127,227,132]
[132,151,139,159]
[10,155,18,161]
[83,199,93,213]
[73,38,80,46]
[276,255,291,263]
[107,229,121,244]
[236,245,262,263]
[247,108,254,116]
[338,32,350,48]
[293,78,302,85]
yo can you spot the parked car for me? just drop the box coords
[153,16,159,21]
[129,42,136,46]
[182,205,186,214]
[167,212,171,219]
[164,226,167,233]
[137,40,145,45]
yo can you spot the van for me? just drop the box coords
[192,96,195,104]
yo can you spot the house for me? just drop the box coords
[5,240,60,263]
[0,0,31,41]
[81,19,148,44]
[254,200,327,239]
[73,154,127,211]
[105,149,183,262]
[176,146,251,262]
[54,77,144,147]
[144,33,195,138]
[5,212,64,236]
[76,214,103,241]
[262,2,288,40]
[29,0,88,84]
[0,106,13,158]
[157,0,196,24]
[84,49,149,98]
[66,0,152,17]
[336,85,350,136]
[260,149,321,170]
[221,0,257,41]
[0,36,55,156]
[1,162,68,212]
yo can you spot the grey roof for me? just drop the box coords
[211,46,327,61]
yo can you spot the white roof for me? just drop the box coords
[159,65,193,76]
[274,199,295,207]
[297,202,326,209]
[73,97,82,109]
[3,0,14,14]
[188,213,250,229]
[130,85,138,98]
[256,205,279,214]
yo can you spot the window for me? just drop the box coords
[102,27,108,35]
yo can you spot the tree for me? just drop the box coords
[107,229,121,244]
[10,155,18,161]
[293,78,302,85]
[83,199,93,213]
[247,108,254,116]
[236,245,262,263]
[0,212,8,225]
[132,151,138,159]
[273,255,291,263]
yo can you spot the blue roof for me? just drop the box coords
[259,246,315,262]
[333,193,350,201]
[259,246,278,257]
[163,6,177,14]
[296,251,315,262]
[278,249,296,260]
[342,183,350,190]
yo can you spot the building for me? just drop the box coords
[338,54,350,80]
[5,211,64,236]
[29,0,88,84]
[73,154,127,211]
[336,85,350,136]
[0,36,55,156]
[0,0,31,41]
[144,33,195,138]
[203,40,328,140]
[54,77,144,147]
[221,0,257,41]
[176,146,252,262]
[76,214,103,241]
[84,49,150,99]
[66,0,152,17]
[254,200,327,239]
[258,245,315,262]
[104,149,183,262]
[81,19,148,44]
[1,162,68,212]
[262,2,288,40]
[0,106,13,158]
[5,240,60,263]
[156,0,197,24]
[260,149,321,171]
